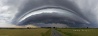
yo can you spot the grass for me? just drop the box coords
[0,28,98,36]
[42,28,51,36]
[0,28,49,36]
[56,28,98,36]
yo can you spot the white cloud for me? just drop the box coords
[70,0,98,25]
[0,0,26,27]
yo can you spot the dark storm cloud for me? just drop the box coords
[14,0,87,21]
[12,0,96,27]
[17,13,87,27]
[18,13,70,25]
[1,0,98,28]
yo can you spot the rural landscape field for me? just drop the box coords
[0,28,98,36]
[0,28,51,36]
[0,0,98,36]
[56,28,98,36]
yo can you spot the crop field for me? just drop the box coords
[56,28,98,36]
[0,28,51,36]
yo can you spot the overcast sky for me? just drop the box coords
[0,0,98,27]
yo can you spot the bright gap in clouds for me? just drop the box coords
[1,6,9,10]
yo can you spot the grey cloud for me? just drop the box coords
[13,0,91,27]
[1,0,97,27]
[15,0,83,19]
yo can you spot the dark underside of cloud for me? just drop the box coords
[16,13,89,27]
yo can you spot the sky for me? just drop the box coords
[0,0,98,28]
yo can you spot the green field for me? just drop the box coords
[0,28,98,36]
[56,28,98,36]
[0,28,51,36]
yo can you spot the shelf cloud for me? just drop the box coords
[0,0,98,28]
